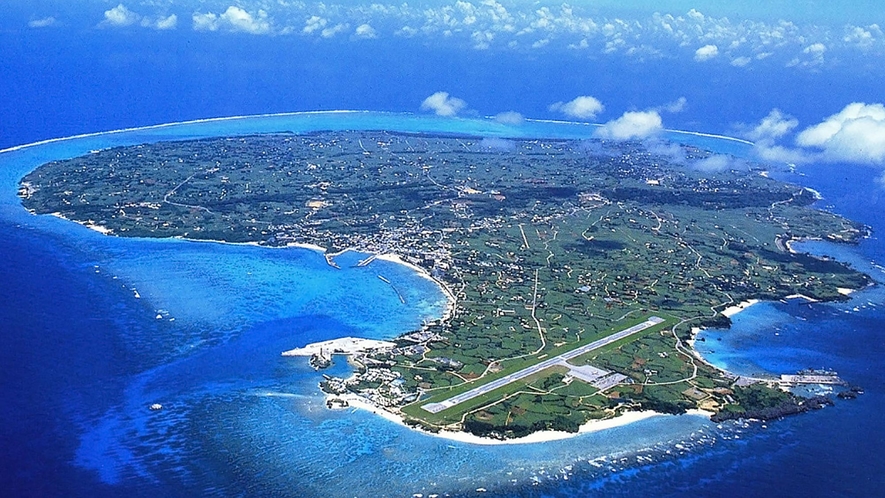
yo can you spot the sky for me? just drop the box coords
[2,1,884,179]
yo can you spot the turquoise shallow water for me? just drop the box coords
[3,111,882,497]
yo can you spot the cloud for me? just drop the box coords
[660,97,687,113]
[494,111,524,125]
[796,103,885,163]
[322,23,349,38]
[193,12,218,31]
[731,56,752,67]
[101,4,139,27]
[303,15,327,34]
[143,14,177,30]
[549,96,605,120]
[355,23,377,39]
[420,92,468,117]
[221,6,271,34]
[595,111,663,140]
[741,109,807,164]
[480,137,516,151]
[693,155,745,172]
[28,17,57,28]
[745,109,799,142]
[788,42,827,68]
[694,44,719,61]
[193,7,271,34]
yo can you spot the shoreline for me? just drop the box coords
[3,110,759,156]
[336,392,712,445]
[720,299,760,318]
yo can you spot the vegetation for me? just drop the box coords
[20,131,871,437]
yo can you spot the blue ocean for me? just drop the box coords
[3,10,885,495]
[1,112,883,497]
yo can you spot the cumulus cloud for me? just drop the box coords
[355,23,377,39]
[788,42,826,68]
[322,23,349,38]
[28,17,57,28]
[745,109,799,142]
[143,14,177,30]
[595,110,663,140]
[420,92,468,117]
[221,6,271,34]
[731,56,752,67]
[694,44,719,61]
[494,111,524,125]
[796,103,885,163]
[101,4,139,27]
[660,97,687,113]
[303,15,327,34]
[193,7,271,34]
[741,109,807,164]
[549,96,605,120]
[193,12,218,31]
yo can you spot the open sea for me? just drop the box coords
[1,111,883,497]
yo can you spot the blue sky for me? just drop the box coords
[2,1,884,177]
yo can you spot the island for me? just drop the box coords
[19,130,871,439]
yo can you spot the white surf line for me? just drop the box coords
[0,110,372,155]
[516,118,756,146]
[2,111,756,156]
[662,128,756,146]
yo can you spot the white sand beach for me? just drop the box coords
[721,299,760,318]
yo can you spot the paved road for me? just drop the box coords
[422,316,664,414]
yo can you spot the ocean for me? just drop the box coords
[1,111,883,497]
[3,14,885,495]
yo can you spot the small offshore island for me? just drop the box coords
[19,130,871,440]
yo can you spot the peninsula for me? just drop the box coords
[19,130,871,439]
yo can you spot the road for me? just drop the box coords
[421,316,665,414]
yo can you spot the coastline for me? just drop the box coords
[721,299,760,318]
[336,392,711,445]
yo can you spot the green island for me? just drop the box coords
[19,130,871,439]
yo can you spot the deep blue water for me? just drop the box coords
[2,110,885,497]
[3,28,884,150]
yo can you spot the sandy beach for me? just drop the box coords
[335,392,710,445]
[721,299,760,318]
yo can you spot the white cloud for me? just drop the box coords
[755,144,810,164]
[355,23,377,39]
[322,23,349,38]
[480,137,516,151]
[731,56,752,67]
[788,42,826,68]
[694,44,719,61]
[143,14,177,30]
[221,6,271,34]
[595,110,663,140]
[420,92,468,117]
[661,96,687,113]
[193,7,271,34]
[102,4,139,27]
[741,109,807,164]
[549,96,605,120]
[796,103,885,163]
[28,17,57,28]
[693,155,745,172]
[494,111,524,125]
[746,109,799,142]
[193,12,219,31]
[303,15,327,35]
